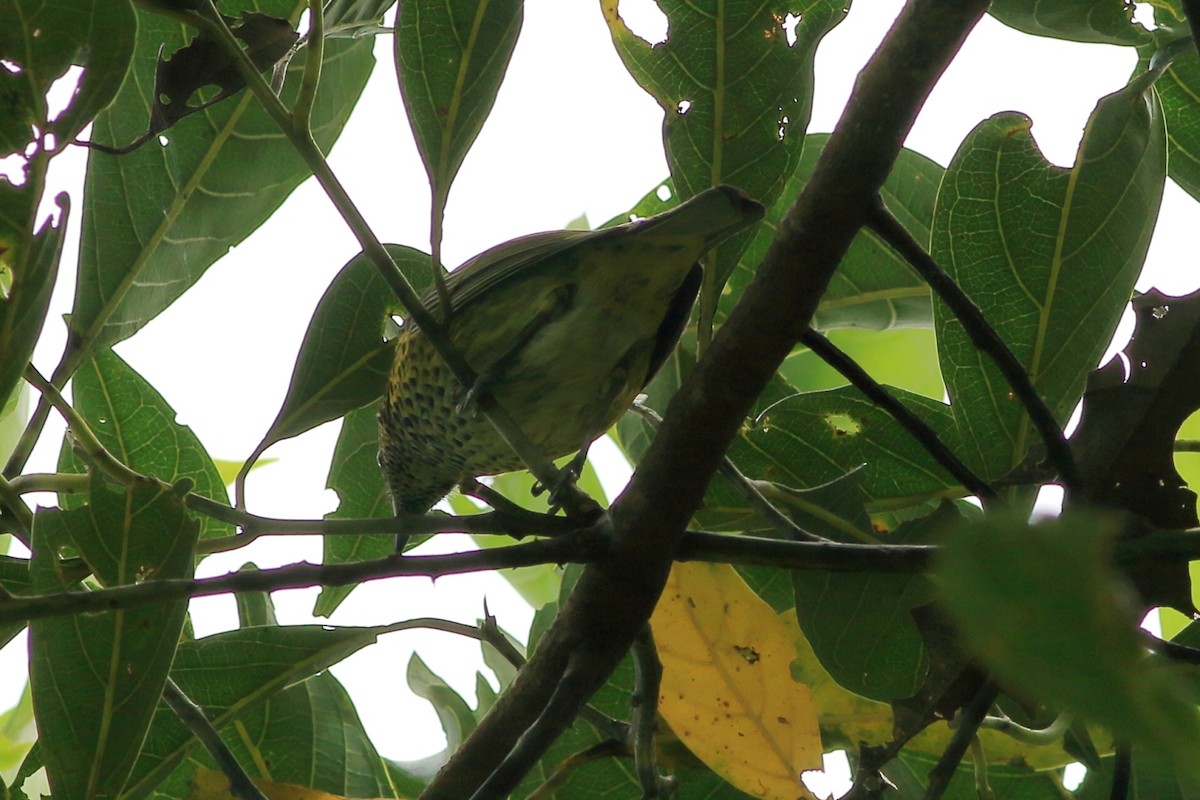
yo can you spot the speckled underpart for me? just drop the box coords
[377,186,766,514]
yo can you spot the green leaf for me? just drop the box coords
[153,672,402,798]
[937,510,1200,772]
[125,623,396,796]
[58,348,232,541]
[30,481,197,800]
[791,498,946,702]
[1140,16,1200,203]
[247,245,428,468]
[603,0,846,289]
[69,0,374,356]
[1075,752,1200,799]
[0,0,135,156]
[931,71,1166,485]
[988,0,1148,45]
[408,653,480,755]
[723,385,962,511]
[0,194,67,408]
[314,403,393,617]
[885,751,1072,800]
[395,0,523,217]
[729,134,942,332]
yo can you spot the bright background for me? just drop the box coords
[3,0,1193,792]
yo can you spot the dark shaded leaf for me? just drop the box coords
[247,245,427,468]
[1074,289,1200,528]
[937,510,1200,771]
[0,194,66,408]
[30,480,197,800]
[0,0,135,155]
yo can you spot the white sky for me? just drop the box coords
[3,0,1192,792]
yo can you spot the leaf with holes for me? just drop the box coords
[602,0,846,287]
[931,69,1165,488]
[69,0,373,356]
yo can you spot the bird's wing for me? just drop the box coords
[642,263,702,387]
[417,229,602,319]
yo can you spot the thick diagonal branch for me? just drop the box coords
[417,1,993,797]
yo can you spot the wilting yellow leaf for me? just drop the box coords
[652,562,822,799]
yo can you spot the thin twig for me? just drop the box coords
[923,680,1000,800]
[864,199,1079,494]
[1110,741,1132,800]
[800,329,998,503]
[162,679,269,800]
[0,474,33,542]
[631,626,672,798]
[0,536,599,625]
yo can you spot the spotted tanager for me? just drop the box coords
[378,185,765,520]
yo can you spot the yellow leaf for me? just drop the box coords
[651,562,822,799]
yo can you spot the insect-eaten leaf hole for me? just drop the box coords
[824,412,861,437]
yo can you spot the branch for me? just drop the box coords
[800,329,997,503]
[677,530,932,572]
[922,680,1000,800]
[162,679,268,800]
[0,537,598,625]
[863,200,1079,494]
[418,1,993,796]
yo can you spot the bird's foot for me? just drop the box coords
[532,457,602,522]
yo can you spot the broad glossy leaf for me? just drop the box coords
[722,385,962,511]
[0,0,134,156]
[153,672,402,798]
[125,624,395,796]
[30,481,197,800]
[395,0,522,211]
[70,0,374,355]
[603,0,847,285]
[988,0,1147,45]
[248,245,427,464]
[931,71,1165,483]
[57,348,232,541]
[728,134,942,332]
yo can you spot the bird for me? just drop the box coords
[378,185,765,531]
